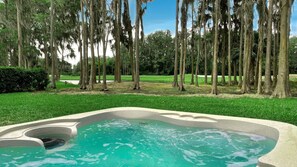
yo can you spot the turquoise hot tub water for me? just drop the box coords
[0,119,276,167]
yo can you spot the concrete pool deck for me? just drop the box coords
[0,107,296,167]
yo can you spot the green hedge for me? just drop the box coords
[0,67,49,93]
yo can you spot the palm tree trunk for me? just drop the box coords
[173,0,180,87]
[179,1,188,91]
[241,0,253,93]
[238,9,244,86]
[79,37,83,86]
[89,0,96,89]
[221,34,226,85]
[195,26,201,87]
[84,23,89,86]
[50,0,56,88]
[190,3,195,85]
[211,0,220,95]
[227,0,232,86]
[134,0,141,90]
[16,0,23,67]
[264,0,273,93]
[123,0,134,81]
[273,22,279,87]
[97,44,101,83]
[204,24,208,84]
[115,0,122,83]
[44,41,49,72]
[257,0,265,94]
[129,45,135,81]
[101,0,108,91]
[80,0,86,89]
[16,0,24,67]
[233,61,237,83]
[272,0,291,98]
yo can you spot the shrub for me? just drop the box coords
[0,67,49,93]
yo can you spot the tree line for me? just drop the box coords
[74,30,297,76]
[0,0,295,98]
[173,0,294,98]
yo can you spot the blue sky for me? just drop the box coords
[131,0,297,36]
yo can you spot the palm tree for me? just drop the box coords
[134,0,141,90]
[211,0,220,95]
[238,1,244,86]
[195,0,204,87]
[272,0,293,98]
[173,0,180,87]
[241,0,253,93]
[179,0,193,91]
[50,0,56,88]
[101,0,109,91]
[80,0,87,90]
[133,0,153,90]
[123,0,134,81]
[264,0,273,93]
[114,0,122,83]
[256,0,265,94]
[89,0,96,89]
[191,2,195,85]
[16,0,23,67]
[227,0,232,86]
[202,0,208,85]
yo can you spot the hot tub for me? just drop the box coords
[0,107,296,167]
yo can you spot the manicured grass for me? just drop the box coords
[60,74,216,84]
[0,92,296,126]
[55,81,80,89]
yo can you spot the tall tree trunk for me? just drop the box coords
[16,0,23,67]
[118,0,122,82]
[50,0,56,88]
[221,33,226,85]
[264,0,273,93]
[238,8,244,86]
[173,0,180,87]
[233,61,237,83]
[211,0,220,95]
[286,1,292,93]
[256,0,265,94]
[190,3,195,85]
[273,21,279,87]
[61,48,64,75]
[44,41,49,72]
[84,22,89,85]
[115,0,122,83]
[123,0,134,81]
[133,0,141,90]
[79,32,83,86]
[204,24,208,84]
[272,0,291,98]
[195,25,201,87]
[227,0,232,86]
[55,42,59,81]
[101,0,108,91]
[129,45,134,81]
[80,0,87,89]
[179,1,188,91]
[97,44,101,83]
[241,0,253,93]
[89,0,96,89]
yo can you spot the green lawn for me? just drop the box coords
[56,81,80,89]
[0,92,296,126]
[60,74,217,84]
[1,75,296,126]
